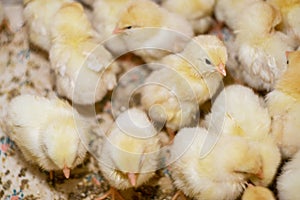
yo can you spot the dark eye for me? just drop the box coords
[205,58,212,65]
[125,26,133,29]
[287,60,289,65]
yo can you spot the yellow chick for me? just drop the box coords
[6,94,89,179]
[214,0,260,30]
[113,0,194,62]
[98,108,161,199]
[161,0,215,33]
[242,185,276,200]
[267,0,300,45]
[234,1,295,91]
[23,0,72,51]
[277,150,300,200]
[205,85,281,187]
[50,2,119,105]
[140,35,227,133]
[170,127,263,200]
[267,51,300,159]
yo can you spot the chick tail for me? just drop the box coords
[63,165,70,179]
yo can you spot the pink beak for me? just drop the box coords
[113,27,123,34]
[127,173,137,186]
[217,63,226,76]
[63,165,70,179]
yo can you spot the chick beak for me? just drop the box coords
[217,63,226,76]
[113,27,123,34]
[127,173,137,186]
[63,165,70,179]
[256,168,264,180]
[285,51,291,58]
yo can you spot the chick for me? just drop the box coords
[98,108,161,199]
[234,1,295,91]
[214,0,260,30]
[140,35,227,134]
[23,0,71,51]
[6,94,89,179]
[50,2,119,105]
[204,85,281,186]
[170,127,263,200]
[277,150,300,200]
[113,0,194,62]
[266,51,300,159]
[242,185,275,200]
[161,0,215,33]
[267,0,300,45]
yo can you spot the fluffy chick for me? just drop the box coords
[267,0,300,45]
[170,127,263,200]
[214,0,260,30]
[242,185,275,200]
[23,0,71,51]
[277,150,300,200]
[113,0,194,62]
[161,0,215,33]
[234,1,295,91]
[7,94,89,178]
[204,85,281,186]
[98,108,161,198]
[140,35,227,132]
[267,51,300,159]
[50,2,119,105]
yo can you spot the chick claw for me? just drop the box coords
[171,190,187,200]
[96,187,126,200]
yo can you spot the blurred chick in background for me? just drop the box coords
[242,185,276,200]
[267,51,300,159]
[50,2,119,105]
[23,0,72,52]
[204,85,281,187]
[277,150,300,200]
[170,127,263,200]
[113,0,194,62]
[7,94,89,179]
[98,108,161,200]
[161,0,215,34]
[267,0,300,45]
[140,35,227,136]
[234,1,295,91]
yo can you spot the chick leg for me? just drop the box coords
[96,187,126,200]
[171,190,187,200]
[167,127,175,144]
[209,21,224,41]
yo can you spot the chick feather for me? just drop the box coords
[267,50,300,158]
[170,127,263,200]
[6,94,89,178]
[242,185,276,200]
[140,35,227,131]
[50,2,119,104]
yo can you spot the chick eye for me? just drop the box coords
[205,58,212,65]
[287,60,289,64]
[125,26,133,30]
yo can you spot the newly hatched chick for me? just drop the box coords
[234,1,295,91]
[267,0,300,45]
[50,2,119,105]
[204,85,281,186]
[214,0,260,30]
[7,94,89,179]
[98,108,161,199]
[170,127,263,200]
[140,35,227,133]
[267,51,300,159]
[23,0,72,51]
[242,185,275,200]
[161,0,215,33]
[277,150,300,200]
[113,0,194,62]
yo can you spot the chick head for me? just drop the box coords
[105,108,160,186]
[242,185,275,200]
[114,0,163,33]
[41,114,88,178]
[276,51,300,100]
[183,35,227,76]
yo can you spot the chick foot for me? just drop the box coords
[96,187,126,200]
[209,21,225,41]
[171,190,187,200]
